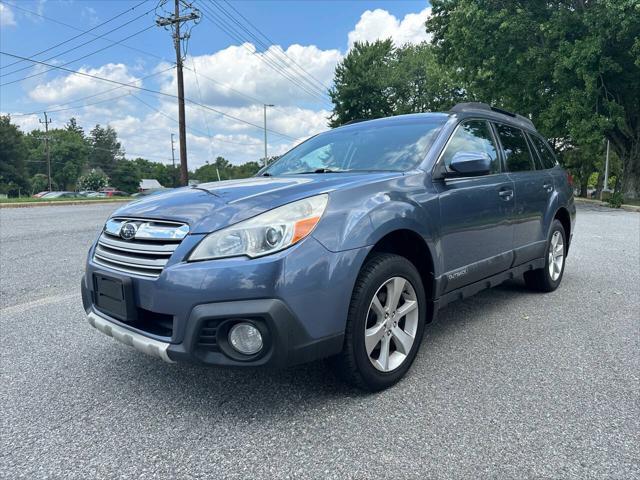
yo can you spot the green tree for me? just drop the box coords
[329,40,397,127]
[0,115,29,196]
[88,124,122,177]
[329,40,465,127]
[110,159,141,193]
[426,0,640,199]
[49,127,88,190]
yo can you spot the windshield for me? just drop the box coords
[264,118,446,175]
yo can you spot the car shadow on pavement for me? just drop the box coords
[88,278,545,419]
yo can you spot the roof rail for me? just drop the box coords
[450,102,534,129]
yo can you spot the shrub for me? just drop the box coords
[607,192,624,208]
[77,169,108,191]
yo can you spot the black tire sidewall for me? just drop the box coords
[349,255,426,390]
[543,219,566,290]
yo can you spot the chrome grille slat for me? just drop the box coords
[95,246,168,268]
[93,218,188,278]
[93,258,161,278]
[99,234,176,253]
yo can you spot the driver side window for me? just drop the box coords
[441,120,500,174]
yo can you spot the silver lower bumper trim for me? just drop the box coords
[87,311,175,363]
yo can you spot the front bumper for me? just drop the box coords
[87,311,174,363]
[82,235,370,367]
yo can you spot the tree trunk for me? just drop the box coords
[620,140,640,200]
[579,175,589,198]
[594,171,604,198]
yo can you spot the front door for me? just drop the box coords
[434,119,515,293]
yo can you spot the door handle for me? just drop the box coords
[498,188,514,201]
[543,183,553,193]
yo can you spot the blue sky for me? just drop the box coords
[1,0,431,166]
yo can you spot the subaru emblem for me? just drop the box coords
[120,222,138,240]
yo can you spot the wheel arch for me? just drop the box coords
[363,229,437,323]
[554,206,572,252]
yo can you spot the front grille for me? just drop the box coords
[93,218,188,278]
[197,319,221,352]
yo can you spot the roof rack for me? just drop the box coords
[450,102,534,129]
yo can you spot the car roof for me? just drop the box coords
[332,103,538,134]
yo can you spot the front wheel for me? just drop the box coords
[330,253,426,391]
[524,219,566,292]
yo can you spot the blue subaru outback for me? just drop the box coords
[82,102,576,391]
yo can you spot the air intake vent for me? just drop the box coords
[93,218,188,278]
[197,320,221,352]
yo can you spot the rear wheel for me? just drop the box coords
[524,219,566,292]
[331,253,426,391]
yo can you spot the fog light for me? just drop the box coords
[228,322,263,355]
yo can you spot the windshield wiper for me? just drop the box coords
[299,168,344,174]
[261,172,272,177]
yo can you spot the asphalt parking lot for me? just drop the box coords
[1,202,638,479]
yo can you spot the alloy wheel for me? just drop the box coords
[548,231,564,281]
[364,276,419,372]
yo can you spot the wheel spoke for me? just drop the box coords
[395,299,417,318]
[376,335,391,371]
[391,326,414,355]
[365,323,385,355]
[371,295,385,318]
[387,277,405,311]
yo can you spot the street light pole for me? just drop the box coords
[263,104,274,167]
[603,139,611,195]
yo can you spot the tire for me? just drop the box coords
[330,253,427,391]
[524,219,566,292]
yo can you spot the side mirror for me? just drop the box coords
[448,151,492,176]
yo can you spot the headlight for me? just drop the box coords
[189,194,328,261]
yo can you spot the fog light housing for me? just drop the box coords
[228,322,263,355]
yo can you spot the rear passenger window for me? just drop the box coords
[441,120,500,174]
[529,134,557,169]
[496,124,535,172]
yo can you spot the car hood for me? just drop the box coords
[111,172,402,234]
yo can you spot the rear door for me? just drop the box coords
[434,119,515,292]
[494,123,551,264]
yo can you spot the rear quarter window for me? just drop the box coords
[495,124,535,172]
[528,134,558,169]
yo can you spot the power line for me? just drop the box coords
[5,66,175,118]
[0,1,170,65]
[0,0,150,72]
[0,51,299,141]
[1,24,156,86]
[195,1,330,106]
[206,0,328,99]
[220,0,331,93]
[212,0,331,96]
[8,93,133,118]
[131,93,261,146]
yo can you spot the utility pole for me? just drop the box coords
[156,1,200,186]
[39,112,52,191]
[263,104,274,167]
[170,133,177,187]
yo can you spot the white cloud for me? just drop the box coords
[28,64,141,103]
[0,4,17,27]
[16,5,433,169]
[158,43,341,109]
[347,7,432,49]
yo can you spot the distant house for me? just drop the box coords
[139,179,163,191]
